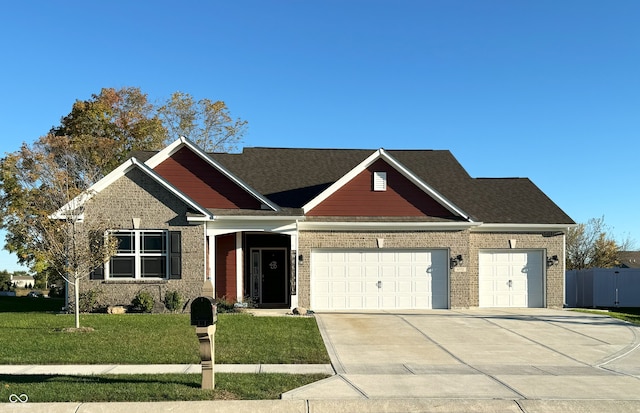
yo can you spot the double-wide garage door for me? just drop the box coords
[479,250,544,308]
[311,249,448,310]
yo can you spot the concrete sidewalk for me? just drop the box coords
[4,399,640,413]
[0,363,334,375]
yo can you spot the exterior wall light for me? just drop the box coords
[450,254,463,269]
[546,255,559,267]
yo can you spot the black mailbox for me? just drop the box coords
[190,296,217,327]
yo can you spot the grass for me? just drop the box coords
[0,296,331,402]
[0,297,329,365]
[573,308,640,326]
[0,373,329,402]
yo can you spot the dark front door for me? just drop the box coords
[251,248,288,306]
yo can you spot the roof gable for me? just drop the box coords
[52,157,212,220]
[154,147,264,210]
[307,158,456,217]
[302,149,472,220]
[146,137,279,211]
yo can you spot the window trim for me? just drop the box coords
[106,230,169,280]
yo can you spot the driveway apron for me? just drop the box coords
[283,308,640,401]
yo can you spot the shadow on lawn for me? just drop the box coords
[0,374,200,388]
[0,297,65,313]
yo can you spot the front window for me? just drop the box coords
[107,230,168,279]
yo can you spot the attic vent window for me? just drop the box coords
[373,171,387,191]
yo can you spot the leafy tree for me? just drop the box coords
[0,135,117,327]
[566,216,629,270]
[51,87,167,172]
[0,269,10,291]
[0,87,246,319]
[158,91,247,152]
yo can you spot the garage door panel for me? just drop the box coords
[479,250,544,308]
[311,249,448,310]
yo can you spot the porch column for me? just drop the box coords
[236,232,243,303]
[290,233,299,309]
[207,234,216,294]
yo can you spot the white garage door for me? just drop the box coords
[311,249,448,310]
[479,250,544,308]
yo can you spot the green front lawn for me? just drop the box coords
[0,297,331,401]
[574,308,640,326]
[0,373,328,402]
[0,298,330,365]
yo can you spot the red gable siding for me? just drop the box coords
[307,159,452,217]
[215,234,237,300]
[154,147,262,209]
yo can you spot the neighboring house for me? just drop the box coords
[11,275,35,289]
[59,137,574,311]
[617,251,640,269]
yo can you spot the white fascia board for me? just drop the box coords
[131,160,213,219]
[53,157,213,220]
[379,149,472,221]
[298,221,481,231]
[51,158,141,219]
[302,149,382,214]
[188,215,305,222]
[203,217,302,233]
[145,136,280,212]
[471,223,576,233]
[212,215,305,221]
[301,148,473,221]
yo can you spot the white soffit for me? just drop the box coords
[471,223,574,233]
[302,148,473,221]
[145,136,280,212]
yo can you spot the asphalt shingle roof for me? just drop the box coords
[132,147,574,225]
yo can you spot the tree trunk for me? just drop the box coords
[74,274,80,329]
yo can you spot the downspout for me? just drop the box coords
[292,219,301,309]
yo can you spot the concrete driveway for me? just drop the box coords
[284,308,640,409]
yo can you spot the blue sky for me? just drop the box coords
[1,0,639,272]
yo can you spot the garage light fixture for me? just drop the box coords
[450,254,463,269]
[546,255,559,267]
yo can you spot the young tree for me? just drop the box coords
[0,135,117,328]
[158,92,247,152]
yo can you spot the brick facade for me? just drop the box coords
[469,232,565,308]
[296,229,565,309]
[297,230,470,308]
[73,169,206,311]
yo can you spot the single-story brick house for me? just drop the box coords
[63,137,574,311]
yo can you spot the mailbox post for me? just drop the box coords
[191,278,217,389]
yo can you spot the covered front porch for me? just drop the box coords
[205,218,299,309]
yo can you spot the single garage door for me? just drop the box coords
[479,250,544,308]
[311,249,448,310]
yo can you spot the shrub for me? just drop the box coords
[49,285,64,298]
[132,291,155,313]
[163,290,182,312]
[78,289,101,313]
[215,296,238,313]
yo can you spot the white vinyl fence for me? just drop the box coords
[566,268,640,308]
